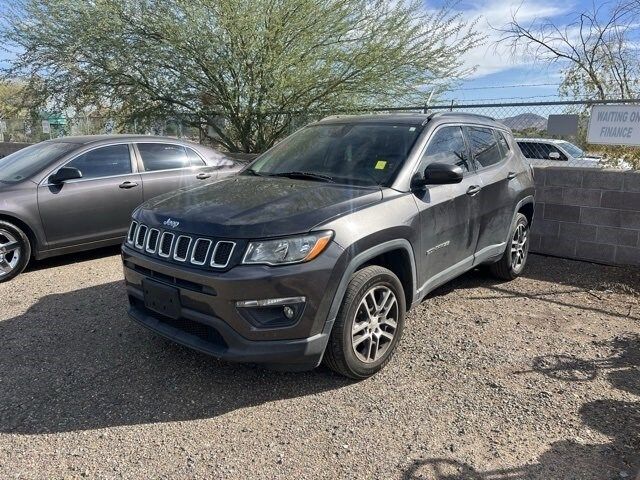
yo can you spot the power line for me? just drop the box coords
[438,93,590,103]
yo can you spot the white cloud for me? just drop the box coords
[442,0,575,78]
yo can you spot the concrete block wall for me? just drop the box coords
[530,167,640,266]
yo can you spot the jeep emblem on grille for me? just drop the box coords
[163,218,180,229]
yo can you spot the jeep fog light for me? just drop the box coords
[235,296,306,308]
[236,297,306,328]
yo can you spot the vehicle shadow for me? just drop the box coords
[402,334,640,479]
[426,254,640,322]
[25,244,122,273]
[0,281,351,434]
[431,253,640,295]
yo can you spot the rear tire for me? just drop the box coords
[490,213,529,280]
[323,266,406,379]
[0,220,31,283]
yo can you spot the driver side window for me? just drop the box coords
[417,126,470,175]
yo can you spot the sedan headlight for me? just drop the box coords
[242,231,333,265]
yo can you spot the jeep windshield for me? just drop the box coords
[247,123,424,187]
[0,141,77,183]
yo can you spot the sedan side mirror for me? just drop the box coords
[412,162,464,189]
[548,152,561,160]
[49,166,83,184]
[210,158,236,169]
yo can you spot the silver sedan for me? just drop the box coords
[0,135,244,282]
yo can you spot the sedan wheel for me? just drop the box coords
[0,221,31,283]
[0,229,22,279]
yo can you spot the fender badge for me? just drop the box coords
[426,241,450,255]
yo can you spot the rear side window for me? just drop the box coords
[186,147,206,166]
[467,127,502,169]
[137,143,190,171]
[517,142,567,161]
[418,126,470,173]
[495,131,511,159]
[66,144,132,179]
[517,142,536,159]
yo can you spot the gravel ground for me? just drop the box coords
[0,249,638,480]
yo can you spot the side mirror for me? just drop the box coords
[49,166,83,184]
[412,162,464,189]
[548,152,561,160]
[210,158,236,169]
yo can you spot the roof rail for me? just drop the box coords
[319,112,427,122]
[320,114,350,121]
[427,111,496,122]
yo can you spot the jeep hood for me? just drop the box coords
[136,175,383,238]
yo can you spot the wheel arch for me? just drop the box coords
[518,200,534,226]
[505,195,535,245]
[326,239,417,328]
[0,213,38,257]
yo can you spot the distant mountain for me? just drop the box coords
[498,113,547,131]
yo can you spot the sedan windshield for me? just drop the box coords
[248,123,423,187]
[0,142,78,183]
[558,141,584,158]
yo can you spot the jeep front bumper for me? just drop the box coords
[122,242,346,369]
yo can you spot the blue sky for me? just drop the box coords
[1,0,595,104]
[431,0,595,103]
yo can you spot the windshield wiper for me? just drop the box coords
[272,171,335,183]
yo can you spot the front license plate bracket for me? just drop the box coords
[143,279,181,320]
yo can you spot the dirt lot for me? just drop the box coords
[0,249,638,479]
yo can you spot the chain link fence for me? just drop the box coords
[1,98,638,169]
[289,98,638,169]
[424,98,639,169]
[0,116,200,144]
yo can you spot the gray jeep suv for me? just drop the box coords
[122,113,535,379]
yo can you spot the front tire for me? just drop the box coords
[0,220,31,283]
[324,266,406,379]
[490,213,530,280]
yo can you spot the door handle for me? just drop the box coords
[119,181,138,189]
[196,172,212,180]
[466,185,481,196]
[507,171,517,180]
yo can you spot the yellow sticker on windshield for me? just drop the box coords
[375,160,387,170]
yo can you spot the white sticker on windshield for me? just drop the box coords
[409,127,416,132]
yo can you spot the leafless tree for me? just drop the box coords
[497,1,640,99]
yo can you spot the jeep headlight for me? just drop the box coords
[242,231,333,265]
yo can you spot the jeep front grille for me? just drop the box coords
[190,239,212,265]
[173,235,192,262]
[127,221,138,244]
[211,241,235,268]
[159,232,174,257]
[127,221,236,269]
[135,225,148,249]
[146,229,160,253]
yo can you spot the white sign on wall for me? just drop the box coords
[587,105,640,146]
[41,120,51,134]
